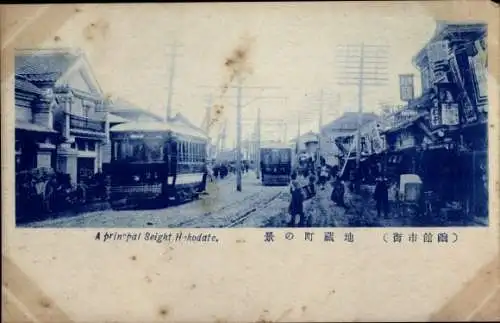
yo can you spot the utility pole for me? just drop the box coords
[297,111,301,153]
[336,43,389,189]
[235,77,243,191]
[204,94,213,160]
[317,88,324,167]
[256,106,261,180]
[166,41,184,121]
[283,122,288,143]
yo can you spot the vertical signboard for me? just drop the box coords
[399,74,415,102]
[441,103,460,126]
[426,40,450,83]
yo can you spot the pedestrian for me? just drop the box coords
[213,164,220,179]
[305,174,316,199]
[207,163,214,183]
[374,176,390,218]
[318,159,329,190]
[288,175,305,227]
[199,163,209,194]
[331,174,346,208]
[44,175,58,214]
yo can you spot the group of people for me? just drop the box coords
[208,161,251,181]
[286,158,391,227]
[16,167,109,222]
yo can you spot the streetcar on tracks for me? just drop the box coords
[103,120,209,209]
[260,143,292,186]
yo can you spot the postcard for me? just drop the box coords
[2,1,499,322]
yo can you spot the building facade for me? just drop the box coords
[378,22,488,218]
[15,48,110,184]
[320,112,380,168]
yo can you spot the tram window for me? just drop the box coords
[144,139,163,161]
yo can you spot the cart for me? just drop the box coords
[397,174,424,220]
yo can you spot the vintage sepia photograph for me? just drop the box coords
[13,10,489,229]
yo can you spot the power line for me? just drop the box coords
[336,42,389,184]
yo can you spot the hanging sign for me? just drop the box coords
[370,124,385,154]
[441,103,460,126]
[430,106,442,128]
[399,74,415,101]
[461,94,478,124]
[427,40,450,83]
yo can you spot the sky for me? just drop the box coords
[44,2,437,147]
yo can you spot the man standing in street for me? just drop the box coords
[374,176,390,218]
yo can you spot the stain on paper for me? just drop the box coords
[158,306,170,317]
[208,34,256,130]
[83,19,110,41]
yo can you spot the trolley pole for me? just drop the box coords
[236,77,243,192]
[165,41,184,121]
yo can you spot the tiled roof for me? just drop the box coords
[108,113,130,124]
[110,121,208,140]
[110,97,164,121]
[170,113,207,136]
[15,76,42,95]
[15,50,80,81]
[322,112,379,131]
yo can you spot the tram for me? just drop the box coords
[260,143,292,186]
[103,120,209,208]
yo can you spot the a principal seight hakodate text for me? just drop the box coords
[95,231,220,243]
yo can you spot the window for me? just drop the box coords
[77,139,86,151]
[180,141,185,161]
[88,141,96,151]
[144,138,163,161]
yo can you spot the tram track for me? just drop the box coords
[175,191,262,227]
[225,191,286,228]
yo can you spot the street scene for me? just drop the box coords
[14,14,488,228]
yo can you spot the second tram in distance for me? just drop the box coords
[259,143,292,186]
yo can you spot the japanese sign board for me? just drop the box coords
[399,74,415,101]
[441,103,460,126]
[430,106,442,128]
[426,40,450,84]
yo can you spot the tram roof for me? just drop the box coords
[110,120,208,140]
[260,143,292,149]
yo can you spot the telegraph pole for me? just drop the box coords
[204,94,213,160]
[317,88,324,167]
[283,122,288,143]
[297,111,301,152]
[336,43,389,189]
[166,41,184,121]
[256,106,261,180]
[235,77,243,191]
